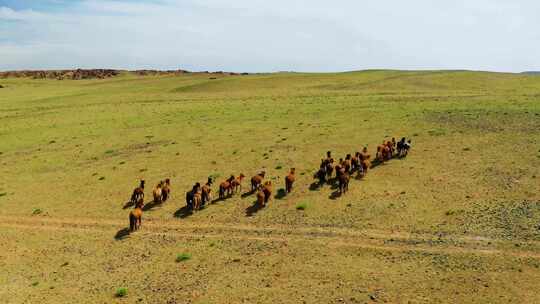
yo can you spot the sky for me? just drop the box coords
[0,0,539,72]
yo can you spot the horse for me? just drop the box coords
[262,181,273,203]
[129,199,144,232]
[193,188,203,211]
[336,166,350,195]
[360,147,371,173]
[396,137,406,156]
[251,171,266,192]
[315,159,327,185]
[161,178,171,202]
[351,152,361,172]
[256,185,266,207]
[219,175,235,199]
[325,159,334,180]
[343,155,352,173]
[385,140,394,159]
[186,183,201,210]
[202,177,213,204]
[231,174,245,194]
[285,168,295,193]
[153,181,163,203]
[130,180,145,204]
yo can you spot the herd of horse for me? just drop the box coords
[127,137,412,232]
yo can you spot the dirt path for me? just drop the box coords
[2,215,540,259]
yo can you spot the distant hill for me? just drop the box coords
[521,71,540,75]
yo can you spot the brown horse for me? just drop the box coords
[386,140,394,159]
[231,174,245,194]
[285,168,295,193]
[202,178,213,204]
[336,166,349,195]
[343,155,352,173]
[325,157,334,180]
[256,186,265,207]
[161,178,171,202]
[193,188,203,211]
[251,171,266,192]
[351,153,361,172]
[262,181,273,204]
[130,180,145,204]
[360,147,371,173]
[129,199,144,232]
[219,175,235,199]
[153,181,163,203]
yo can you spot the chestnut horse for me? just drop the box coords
[251,171,266,192]
[202,177,213,204]
[129,199,144,232]
[152,181,163,203]
[285,168,296,193]
[231,174,245,194]
[161,178,171,202]
[219,175,235,199]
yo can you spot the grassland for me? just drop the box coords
[0,70,539,303]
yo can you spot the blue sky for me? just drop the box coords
[1,0,539,72]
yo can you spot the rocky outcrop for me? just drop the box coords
[0,69,250,80]
[0,69,119,80]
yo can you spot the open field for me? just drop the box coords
[1,70,539,303]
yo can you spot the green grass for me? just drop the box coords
[1,70,539,304]
[176,253,192,262]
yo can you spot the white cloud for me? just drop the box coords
[0,0,539,72]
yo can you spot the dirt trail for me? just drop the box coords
[2,215,540,259]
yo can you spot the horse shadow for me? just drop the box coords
[211,197,225,204]
[309,181,323,191]
[173,205,194,218]
[142,200,163,211]
[245,201,264,217]
[122,200,135,209]
[114,228,131,240]
[274,188,287,200]
[241,189,256,198]
[329,190,342,200]
[370,158,385,169]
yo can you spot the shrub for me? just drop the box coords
[105,150,114,154]
[115,287,128,297]
[275,165,283,170]
[32,208,43,215]
[99,176,105,180]
[296,202,308,210]
[0,192,7,197]
[176,253,192,262]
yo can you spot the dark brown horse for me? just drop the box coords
[130,180,145,204]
